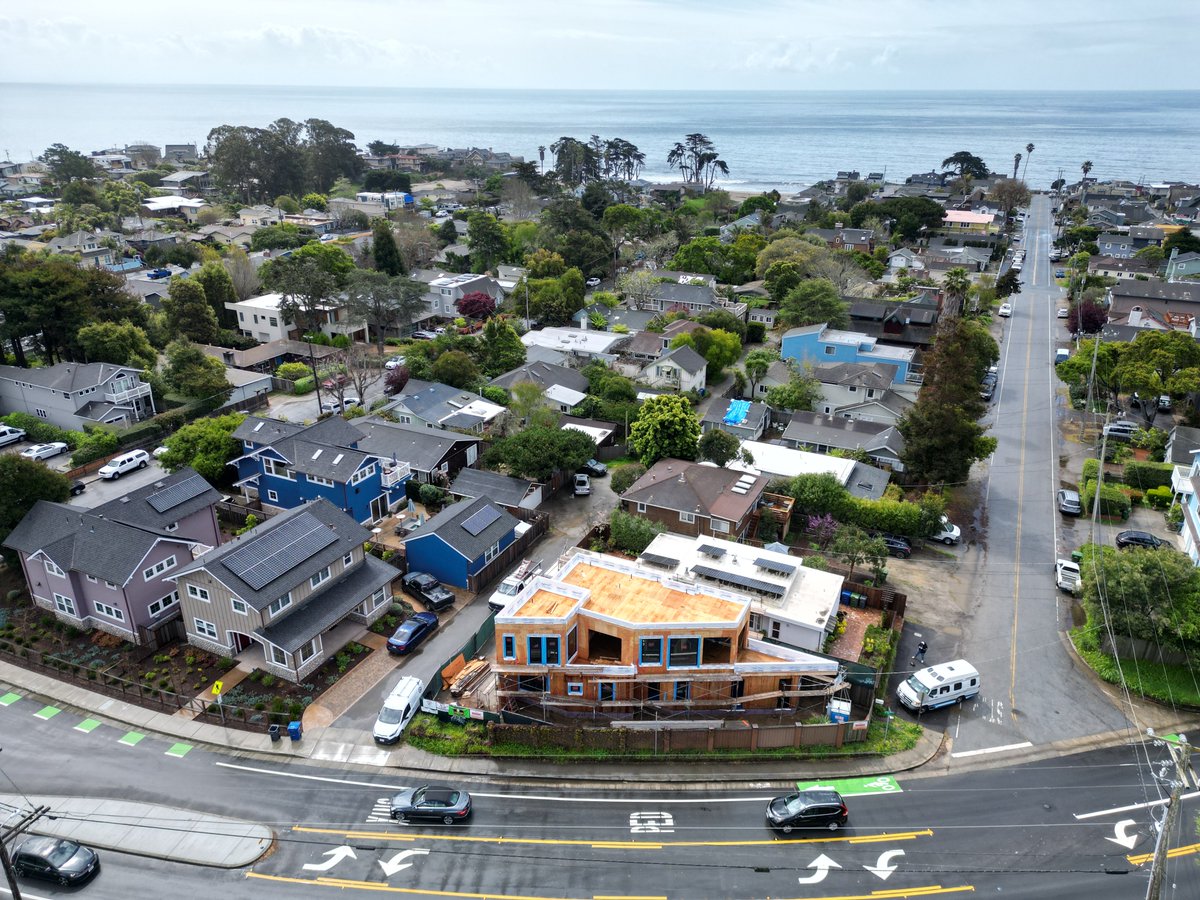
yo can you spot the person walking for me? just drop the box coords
[911,641,928,666]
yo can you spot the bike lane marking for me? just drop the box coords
[794,775,902,797]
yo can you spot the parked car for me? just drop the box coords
[1057,489,1082,515]
[869,532,911,559]
[12,837,99,886]
[20,441,68,461]
[320,396,361,413]
[578,458,608,477]
[373,675,426,744]
[401,571,456,611]
[1116,530,1165,550]
[321,373,349,390]
[765,789,848,833]
[1055,269,1066,278]
[1102,421,1138,441]
[1057,307,1069,318]
[1055,558,1081,593]
[386,612,439,655]
[574,473,592,496]
[390,785,472,824]
[98,449,150,479]
[585,277,602,288]
[980,382,995,402]
[152,445,171,459]
[384,355,406,370]
[70,480,86,496]
[998,303,1013,317]
[1158,395,1172,411]
[411,330,438,341]
[930,516,961,545]
[0,424,27,446]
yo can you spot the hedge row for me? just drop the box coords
[292,376,315,395]
[1,412,79,447]
[1082,478,1131,519]
[1122,461,1174,490]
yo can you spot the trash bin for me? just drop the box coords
[840,590,853,604]
[268,724,281,743]
[1071,550,1083,563]
[287,720,303,742]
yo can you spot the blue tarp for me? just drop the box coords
[723,399,750,425]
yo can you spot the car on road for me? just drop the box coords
[98,449,150,479]
[578,458,608,477]
[384,355,406,370]
[1057,489,1082,515]
[0,425,26,446]
[386,612,439,655]
[574,472,592,496]
[765,789,848,833]
[997,303,1013,317]
[20,441,68,461]
[1158,395,1172,411]
[1057,307,1069,318]
[390,785,472,824]
[1115,530,1165,550]
[401,571,456,611]
[931,516,961,545]
[70,480,86,496]
[980,382,995,401]
[373,675,426,743]
[869,532,911,559]
[12,836,100,886]
[320,396,361,413]
[1055,558,1081,593]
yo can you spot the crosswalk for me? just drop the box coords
[0,689,194,758]
[368,796,395,823]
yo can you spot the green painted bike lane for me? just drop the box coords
[795,775,903,797]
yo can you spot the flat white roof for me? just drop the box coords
[561,422,612,443]
[522,327,626,354]
[728,440,856,484]
[545,384,587,407]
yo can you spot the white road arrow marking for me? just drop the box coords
[1106,819,1139,849]
[864,848,905,881]
[796,853,841,884]
[303,846,357,871]
[378,848,430,878]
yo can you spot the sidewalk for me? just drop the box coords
[0,793,271,868]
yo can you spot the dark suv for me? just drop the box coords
[869,531,912,559]
[12,837,99,886]
[401,571,456,611]
[1115,530,1165,550]
[766,789,848,833]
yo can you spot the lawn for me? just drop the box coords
[1071,628,1200,708]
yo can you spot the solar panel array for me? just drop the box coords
[639,553,679,569]
[461,504,502,536]
[691,564,786,597]
[754,557,796,577]
[224,513,337,590]
[697,544,726,558]
[147,473,210,513]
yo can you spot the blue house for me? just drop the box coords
[231,415,412,524]
[780,324,916,386]
[402,496,521,588]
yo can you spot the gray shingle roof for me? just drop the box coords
[404,495,518,561]
[93,468,221,532]
[254,554,395,653]
[171,499,368,610]
[782,411,905,455]
[234,416,304,445]
[235,416,378,481]
[812,361,898,388]
[656,345,706,375]
[622,459,767,524]
[351,418,478,474]
[0,361,144,392]
[449,468,534,509]
[489,361,588,394]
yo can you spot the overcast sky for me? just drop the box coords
[1,0,1196,91]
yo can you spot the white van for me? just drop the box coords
[98,449,150,479]
[372,675,426,744]
[896,659,979,712]
[0,425,26,447]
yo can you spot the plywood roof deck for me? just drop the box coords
[738,647,784,663]
[561,562,746,625]
[515,589,579,619]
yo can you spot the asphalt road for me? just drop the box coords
[1,695,1197,899]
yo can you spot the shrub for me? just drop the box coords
[610,463,647,496]
[115,420,162,447]
[746,321,766,343]
[1082,478,1131,519]
[2,412,73,445]
[276,362,311,382]
[609,508,665,555]
[1081,458,1101,484]
[480,385,509,406]
[1145,485,1174,510]
[71,429,120,466]
[419,483,447,510]
[260,673,276,688]
[1122,460,1173,491]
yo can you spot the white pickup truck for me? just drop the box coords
[1055,558,1081,594]
[487,559,543,613]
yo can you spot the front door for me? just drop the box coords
[229,632,252,653]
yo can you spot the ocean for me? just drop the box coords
[2,84,1198,191]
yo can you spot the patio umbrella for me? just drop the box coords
[407,498,416,514]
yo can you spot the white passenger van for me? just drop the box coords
[372,675,426,744]
[897,659,979,712]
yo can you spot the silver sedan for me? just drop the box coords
[20,441,69,460]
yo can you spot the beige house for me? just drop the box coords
[638,345,707,394]
[168,499,396,683]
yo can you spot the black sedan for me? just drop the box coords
[70,479,86,496]
[869,532,912,559]
[390,785,472,824]
[387,612,439,655]
[765,789,848,833]
[401,571,456,611]
[1115,530,1165,550]
[12,837,100,886]
[579,458,608,477]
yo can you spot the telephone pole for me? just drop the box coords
[1145,731,1192,900]
[1,803,51,900]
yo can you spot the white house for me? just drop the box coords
[639,345,707,394]
[225,292,365,343]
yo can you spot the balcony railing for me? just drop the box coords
[381,462,412,487]
[105,382,152,403]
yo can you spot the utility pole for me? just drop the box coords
[0,799,51,900]
[1145,731,1192,900]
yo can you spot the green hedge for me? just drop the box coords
[1081,458,1100,484]
[1082,478,1131,519]
[116,420,163,447]
[1145,485,1174,510]
[1122,461,1173,490]
[292,376,315,395]
[847,496,926,537]
[1,412,76,446]
[275,362,311,382]
[71,430,120,466]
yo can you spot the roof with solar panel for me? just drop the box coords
[169,498,370,609]
[92,466,222,533]
[403,495,519,561]
[621,459,769,525]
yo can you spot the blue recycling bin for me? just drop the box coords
[287,720,303,742]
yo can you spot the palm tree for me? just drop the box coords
[537,145,545,175]
[1021,143,1035,182]
[941,267,972,318]
[1081,160,1093,181]
[1012,152,1022,180]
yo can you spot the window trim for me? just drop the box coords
[142,554,177,582]
[148,591,179,617]
[501,634,516,660]
[193,617,218,639]
[270,645,288,666]
[343,552,354,568]
[268,592,292,616]
[309,567,331,589]
[679,511,695,524]
[93,600,125,622]
[566,682,584,696]
[598,682,616,702]
[187,583,211,602]
[667,636,701,668]
[231,597,248,616]
[44,559,66,578]
[639,636,664,666]
[53,593,77,617]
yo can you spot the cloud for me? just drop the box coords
[740,42,844,74]
[871,44,896,67]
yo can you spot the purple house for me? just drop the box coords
[3,468,222,646]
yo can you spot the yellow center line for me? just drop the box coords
[290,825,933,850]
[1128,840,1200,865]
[246,871,975,899]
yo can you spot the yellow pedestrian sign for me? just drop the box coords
[212,681,224,696]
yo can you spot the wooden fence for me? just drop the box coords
[465,510,550,593]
